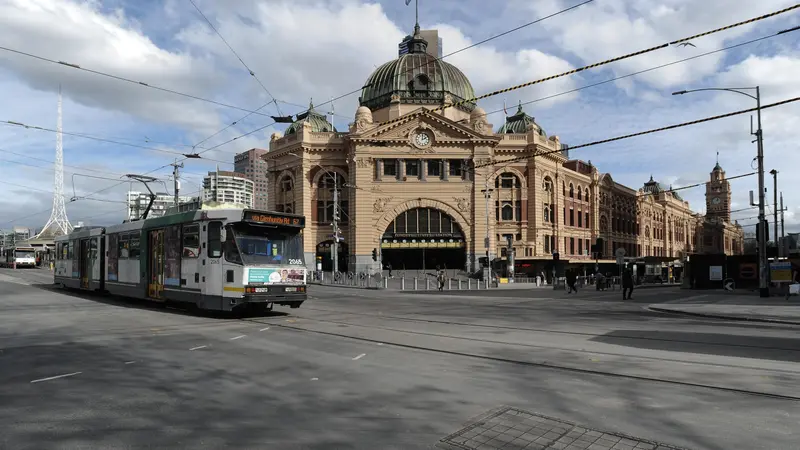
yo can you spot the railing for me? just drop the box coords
[310,270,493,290]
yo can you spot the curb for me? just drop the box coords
[648,306,800,326]
[309,282,382,291]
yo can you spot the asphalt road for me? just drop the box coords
[1,268,799,449]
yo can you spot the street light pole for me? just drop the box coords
[672,86,769,297]
[481,178,494,283]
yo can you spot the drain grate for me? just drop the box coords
[438,406,691,450]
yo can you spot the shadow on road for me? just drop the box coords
[592,329,800,363]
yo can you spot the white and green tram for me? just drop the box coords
[54,207,308,313]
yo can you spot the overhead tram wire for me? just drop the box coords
[474,27,800,122]
[290,0,596,115]
[195,4,800,157]
[187,0,284,117]
[184,0,595,159]
[1,120,231,165]
[373,3,800,128]
[472,96,800,171]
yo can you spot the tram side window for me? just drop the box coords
[56,243,62,260]
[119,234,130,259]
[182,224,200,258]
[207,222,222,258]
[129,234,140,258]
[224,225,242,264]
[68,241,74,260]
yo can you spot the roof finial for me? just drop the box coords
[309,98,314,110]
[517,100,523,113]
[716,150,719,164]
[649,174,654,182]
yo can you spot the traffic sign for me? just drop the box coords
[724,279,735,291]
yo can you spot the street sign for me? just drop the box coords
[709,265,723,281]
[724,279,735,291]
[770,261,792,282]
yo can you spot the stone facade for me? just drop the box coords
[262,28,743,274]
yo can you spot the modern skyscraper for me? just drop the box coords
[203,170,254,208]
[234,148,269,209]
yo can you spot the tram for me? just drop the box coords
[2,245,37,268]
[54,207,308,313]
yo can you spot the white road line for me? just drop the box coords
[190,345,207,351]
[124,361,136,365]
[377,343,384,346]
[310,377,319,381]
[352,353,366,360]
[31,371,82,383]
[230,335,246,340]
[259,327,270,331]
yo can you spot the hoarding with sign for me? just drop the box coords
[770,262,792,283]
[709,266,723,281]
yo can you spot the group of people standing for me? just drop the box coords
[564,267,635,299]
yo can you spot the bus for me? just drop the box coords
[3,245,37,268]
[54,207,307,314]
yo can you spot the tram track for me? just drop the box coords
[296,306,800,354]
[241,315,800,402]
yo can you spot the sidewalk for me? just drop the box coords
[649,293,800,325]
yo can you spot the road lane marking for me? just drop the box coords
[352,353,366,360]
[124,361,136,365]
[190,345,207,351]
[310,377,319,381]
[260,327,270,331]
[377,343,384,346]
[230,335,246,340]
[31,372,82,383]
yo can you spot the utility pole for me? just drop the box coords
[780,192,786,257]
[480,178,494,284]
[754,86,769,297]
[171,159,184,207]
[770,169,778,260]
[331,171,339,275]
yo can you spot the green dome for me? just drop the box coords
[284,101,336,136]
[496,102,545,136]
[359,27,476,113]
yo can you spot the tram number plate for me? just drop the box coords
[284,287,298,292]
[254,287,269,293]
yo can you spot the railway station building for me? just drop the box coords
[263,26,744,276]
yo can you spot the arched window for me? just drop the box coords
[577,186,582,201]
[585,188,590,201]
[276,175,295,213]
[645,225,650,238]
[495,172,522,223]
[600,215,608,232]
[569,183,574,198]
[316,171,348,224]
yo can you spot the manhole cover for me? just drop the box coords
[438,406,691,450]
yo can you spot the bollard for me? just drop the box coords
[468,279,472,290]
[426,278,430,290]
[448,278,452,290]
[401,277,405,290]
[383,277,388,289]
[458,279,462,290]
[414,277,418,290]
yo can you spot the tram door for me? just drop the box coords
[79,239,91,289]
[148,229,165,300]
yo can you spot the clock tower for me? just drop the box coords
[706,161,731,222]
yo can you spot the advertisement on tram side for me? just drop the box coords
[246,267,306,284]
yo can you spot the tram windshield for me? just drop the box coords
[225,222,304,266]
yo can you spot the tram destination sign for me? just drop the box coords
[243,211,305,227]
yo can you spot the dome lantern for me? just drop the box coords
[284,99,336,136]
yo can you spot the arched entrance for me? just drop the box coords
[380,207,466,271]
[316,240,349,272]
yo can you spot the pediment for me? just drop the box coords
[352,108,497,144]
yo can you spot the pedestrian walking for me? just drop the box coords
[437,269,446,291]
[622,268,634,300]
[387,262,393,278]
[566,269,578,293]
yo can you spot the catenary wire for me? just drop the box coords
[474,28,796,122]
[1,120,231,165]
[198,5,800,156]
[475,96,800,170]
[187,0,284,117]
[374,4,800,127]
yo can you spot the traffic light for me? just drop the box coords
[371,248,378,261]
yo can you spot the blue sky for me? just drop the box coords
[1,0,799,233]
